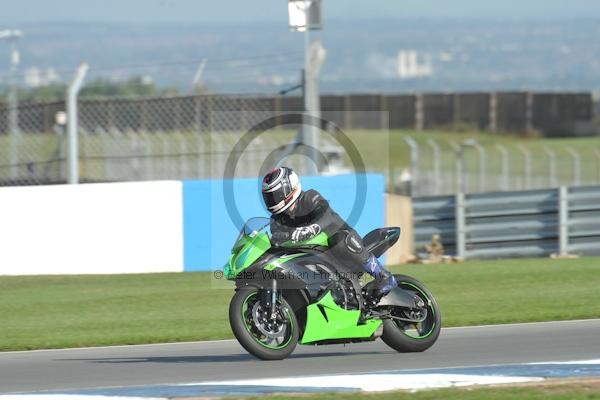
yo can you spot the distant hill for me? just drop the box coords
[1,19,600,94]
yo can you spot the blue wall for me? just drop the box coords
[182,174,385,271]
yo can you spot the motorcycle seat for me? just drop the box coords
[362,227,401,257]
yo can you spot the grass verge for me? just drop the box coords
[1,257,599,351]
[3,129,600,185]
[237,378,600,400]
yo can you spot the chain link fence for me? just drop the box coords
[1,93,599,193]
[0,101,64,185]
[0,95,350,185]
[402,137,600,196]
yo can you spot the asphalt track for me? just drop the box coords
[1,319,599,395]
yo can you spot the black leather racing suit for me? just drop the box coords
[270,189,371,273]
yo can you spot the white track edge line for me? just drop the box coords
[8,357,599,395]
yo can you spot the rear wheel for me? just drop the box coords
[381,274,441,352]
[229,287,298,360]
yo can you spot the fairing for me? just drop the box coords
[300,291,382,344]
[224,218,406,345]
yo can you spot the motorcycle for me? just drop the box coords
[223,217,441,360]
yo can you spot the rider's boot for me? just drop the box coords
[362,254,397,301]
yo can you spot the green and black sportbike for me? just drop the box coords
[223,217,441,360]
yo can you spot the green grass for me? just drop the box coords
[345,130,600,192]
[391,258,600,326]
[0,257,599,351]
[3,129,600,188]
[237,380,600,400]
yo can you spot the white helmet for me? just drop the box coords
[261,167,302,215]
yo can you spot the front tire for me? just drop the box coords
[381,274,441,352]
[229,287,299,360]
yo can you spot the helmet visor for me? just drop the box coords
[262,179,292,212]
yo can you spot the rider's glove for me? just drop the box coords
[291,224,321,243]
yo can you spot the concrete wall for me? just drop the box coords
[0,181,183,275]
[0,174,385,275]
[384,194,414,265]
[182,174,385,271]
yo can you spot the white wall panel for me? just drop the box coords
[0,181,183,275]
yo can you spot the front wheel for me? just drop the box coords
[381,274,441,352]
[229,287,299,360]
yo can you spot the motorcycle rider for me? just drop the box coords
[261,166,397,298]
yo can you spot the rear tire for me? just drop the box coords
[229,287,299,360]
[381,274,441,352]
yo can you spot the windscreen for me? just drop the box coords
[235,217,271,243]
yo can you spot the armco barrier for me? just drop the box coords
[413,185,600,259]
[0,174,384,275]
[567,186,600,255]
[412,195,457,256]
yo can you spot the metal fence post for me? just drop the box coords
[129,131,141,181]
[455,191,466,259]
[558,186,569,255]
[472,140,486,192]
[544,146,557,187]
[449,141,463,194]
[1,29,23,181]
[304,39,326,175]
[495,144,509,191]
[566,147,581,186]
[595,149,600,184]
[196,132,205,179]
[403,136,419,196]
[525,92,533,132]
[67,62,89,184]
[518,144,532,189]
[178,132,188,179]
[415,94,424,131]
[427,138,441,195]
[488,92,498,132]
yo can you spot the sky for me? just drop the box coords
[1,0,600,25]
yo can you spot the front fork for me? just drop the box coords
[259,279,279,320]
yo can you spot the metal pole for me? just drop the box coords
[544,146,557,188]
[214,134,225,178]
[160,132,170,179]
[302,39,325,176]
[558,186,569,256]
[302,13,316,175]
[455,191,466,259]
[178,133,187,179]
[457,145,465,194]
[129,131,141,181]
[595,149,600,184]
[196,132,205,179]
[566,147,581,186]
[518,144,532,189]
[525,92,533,132]
[427,138,441,195]
[449,141,462,194]
[495,144,509,191]
[415,93,424,131]
[192,59,207,92]
[146,132,155,180]
[0,30,23,180]
[8,39,20,180]
[461,139,484,193]
[472,141,486,192]
[404,136,419,195]
[488,91,498,132]
[67,62,89,184]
